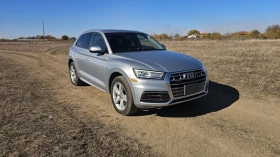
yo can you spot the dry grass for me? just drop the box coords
[163,40,280,98]
[0,41,72,53]
[0,40,279,156]
[0,56,154,156]
[1,40,279,98]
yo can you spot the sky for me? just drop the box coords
[1,0,280,39]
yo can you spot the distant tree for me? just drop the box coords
[35,35,45,39]
[45,35,56,40]
[174,33,180,39]
[70,37,76,40]
[61,35,69,40]
[250,29,261,38]
[265,24,280,39]
[188,29,200,36]
[152,34,160,40]
[35,35,41,39]
[201,33,211,39]
[266,24,280,32]
[160,33,169,40]
[211,32,222,40]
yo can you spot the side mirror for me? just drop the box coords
[89,46,105,54]
[161,44,166,49]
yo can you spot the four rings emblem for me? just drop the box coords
[181,73,196,80]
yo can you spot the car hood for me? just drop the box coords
[111,50,203,72]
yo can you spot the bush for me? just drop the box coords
[250,30,261,38]
[45,35,57,40]
[151,33,169,40]
[265,24,280,39]
[70,37,76,40]
[188,29,200,36]
[61,35,69,40]
[160,33,168,40]
[211,32,222,40]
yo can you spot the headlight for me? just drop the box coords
[133,69,165,79]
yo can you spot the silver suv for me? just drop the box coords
[68,29,209,115]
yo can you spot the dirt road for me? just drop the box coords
[1,50,279,157]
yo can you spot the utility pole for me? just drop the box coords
[167,24,169,40]
[42,20,45,40]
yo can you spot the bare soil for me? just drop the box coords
[0,41,279,157]
[0,50,154,156]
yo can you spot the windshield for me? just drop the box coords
[105,32,164,53]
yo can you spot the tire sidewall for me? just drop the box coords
[69,62,78,85]
[111,76,135,115]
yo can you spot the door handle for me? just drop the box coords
[73,53,77,57]
[86,57,90,61]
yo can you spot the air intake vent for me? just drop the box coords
[140,91,170,103]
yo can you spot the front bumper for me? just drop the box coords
[130,69,209,109]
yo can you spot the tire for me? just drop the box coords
[69,62,84,86]
[110,76,138,116]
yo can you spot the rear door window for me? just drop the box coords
[76,33,93,49]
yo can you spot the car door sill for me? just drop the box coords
[80,77,107,92]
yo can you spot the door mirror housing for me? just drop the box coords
[89,46,105,54]
[161,44,166,49]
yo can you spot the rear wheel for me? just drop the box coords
[111,76,138,116]
[69,62,84,86]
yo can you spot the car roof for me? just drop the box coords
[81,29,143,34]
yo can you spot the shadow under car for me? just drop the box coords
[134,81,239,117]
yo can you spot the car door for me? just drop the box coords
[83,32,108,91]
[74,32,93,80]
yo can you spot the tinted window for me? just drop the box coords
[76,33,92,49]
[75,35,84,47]
[105,33,163,53]
[90,33,107,53]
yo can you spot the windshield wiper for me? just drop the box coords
[139,49,163,51]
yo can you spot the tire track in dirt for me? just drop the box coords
[1,51,280,157]
[0,52,156,156]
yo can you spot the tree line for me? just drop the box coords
[16,35,76,41]
[152,24,280,40]
[1,24,280,41]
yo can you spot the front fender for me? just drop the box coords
[106,66,137,104]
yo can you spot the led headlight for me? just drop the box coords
[133,69,165,79]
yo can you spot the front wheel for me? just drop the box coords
[111,76,138,116]
[69,62,84,86]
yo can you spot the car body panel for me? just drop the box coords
[113,50,203,72]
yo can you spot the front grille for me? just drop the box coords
[140,91,170,103]
[170,69,206,97]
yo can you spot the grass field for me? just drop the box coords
[0,40,279,156]
[1,40,278,97]
[164,40,280,99]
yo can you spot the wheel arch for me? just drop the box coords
[68,58,74,68]
[108,69,136,103]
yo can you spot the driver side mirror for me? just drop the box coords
[89,46,105,55]
[161,44,166,49]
